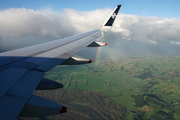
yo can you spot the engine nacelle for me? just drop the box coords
[18,95,67,117]
[87,41,107,47]
[60,55,92,65]
[36,78,63,90]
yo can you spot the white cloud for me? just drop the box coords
[0,7,180,53]
[112,15,180,43]
[149,40,157,44]
[170,41,180,45]
[0,8,76,39]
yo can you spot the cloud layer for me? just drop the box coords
[0,7,180,56]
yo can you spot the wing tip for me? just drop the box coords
[117,5,122,7]
[100,4,121,32]
[102,4,121,27]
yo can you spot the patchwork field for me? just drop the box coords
[44,55,180,120]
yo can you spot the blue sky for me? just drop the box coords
[0,0,179,18]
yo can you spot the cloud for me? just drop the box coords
[0,7,180,56]
[111,15,180,43]
[0,8,113,50]
[170,41,180,45]
[0,8,76,39]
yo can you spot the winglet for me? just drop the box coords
[101,5,121,32]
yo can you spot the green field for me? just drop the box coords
[45,55,180,120]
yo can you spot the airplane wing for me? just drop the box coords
[0,5,121,119]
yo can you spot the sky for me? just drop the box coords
[0,0,179,18]
[0,0,180,58]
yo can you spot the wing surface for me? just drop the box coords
[0,5,121,119]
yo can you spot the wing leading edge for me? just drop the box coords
[0,5,121,119]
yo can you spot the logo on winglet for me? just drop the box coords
[111,13,117,19]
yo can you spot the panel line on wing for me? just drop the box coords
[0,70,45,120]
[0,67,28,99]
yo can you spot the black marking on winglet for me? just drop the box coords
[104,5,121,26]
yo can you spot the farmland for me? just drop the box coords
[27,55,180,119]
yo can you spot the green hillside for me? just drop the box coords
[44,55,180,120]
